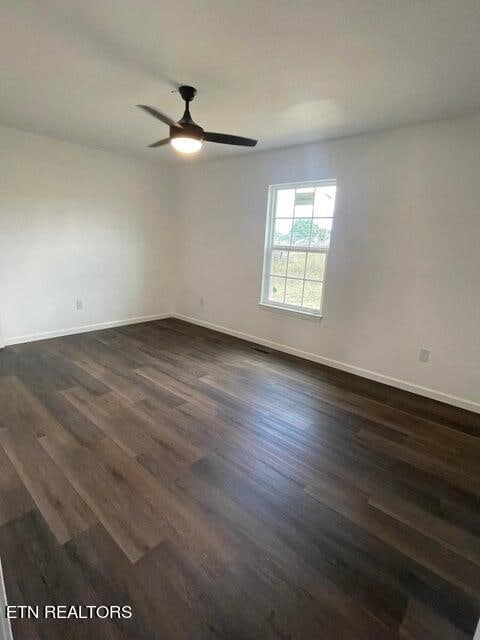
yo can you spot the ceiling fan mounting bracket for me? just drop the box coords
[179,85,197,102]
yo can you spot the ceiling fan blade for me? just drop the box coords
[148,138,170,148]
[203,132,257,147]
[137,104,182,128]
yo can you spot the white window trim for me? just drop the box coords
[258,301,323,321]
[260,179,336,319]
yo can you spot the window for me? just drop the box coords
[260,179,337,317]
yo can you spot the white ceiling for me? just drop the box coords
[2,0,480,164]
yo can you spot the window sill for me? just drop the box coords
[258,302,323,321]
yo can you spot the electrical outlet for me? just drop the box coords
[418,347,431,363]
[75,300,83,310]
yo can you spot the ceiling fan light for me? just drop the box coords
[170,137,203,154]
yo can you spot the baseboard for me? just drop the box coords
[172,313,480,415]
[3,313,172,346]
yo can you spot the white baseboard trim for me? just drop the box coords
[173,313,480,415]
[3,313,172,346]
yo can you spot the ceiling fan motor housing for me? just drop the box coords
[170,123,203,140]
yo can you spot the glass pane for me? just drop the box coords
[269,276,285,303]
[271,250,288,276]
[294,204,313,218]
[273,218,293,245]
[287,251,306,278]
[275,189,295,218]
[291,218,312,247]
[295,187,315,204]
[310,218,333,247]
[305,252,326,281]
[285,278,303,306]
[295,188,314,217]
[303,281,323,310]
[314,185,336,217]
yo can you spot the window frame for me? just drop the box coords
[260,179,337,319]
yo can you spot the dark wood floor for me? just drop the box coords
[0,318,479,639]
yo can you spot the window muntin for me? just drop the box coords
[261,180,337,315]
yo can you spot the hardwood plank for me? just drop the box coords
[61,386,158,456]
[134,398,207,461]
[62,386,203,463]
[13,356,105,445]
[40,432,166,562]
[399,598,469,640]
[72,354,149,403]
[306,474,480,605]
[29,388,104,446]
[19,350,109,396]
[187,452,407,633]
[275,373,480,451]
[357,428,480,496]
[0,375,62,437]
[369,492,480,566]
[0,445,34,526]
[200,371,314,428]
[0,428,95,544]
[0,510,128,640]
[57,334,139,373]
[175,460,402,640]
[136,366,218,416]
[137,442,203,486]
[66,524,194,639]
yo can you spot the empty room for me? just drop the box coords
[1,1,480,639]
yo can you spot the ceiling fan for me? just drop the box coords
[137,85,258,154]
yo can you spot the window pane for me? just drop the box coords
[273,218,293,245]
[294,204,313,218]
[263,181,335,314]
[305,252,326,281]
[275,189,295,218]
[310,218,333,247]
[291,218,312,246]
[295,188,315,204]
[269,276,285,302]
[287,251,306,278]
[303,281,323,310]
[314,186,336,217]
[285,278,303,306]
[271,250,288,276]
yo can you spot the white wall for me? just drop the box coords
[173,114,480,411]
[1,116,479,412]
[0,125,174,342]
